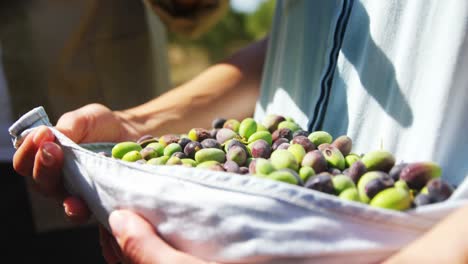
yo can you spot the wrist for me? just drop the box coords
[114,90,191,138]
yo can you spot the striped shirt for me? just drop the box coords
[255,0,468,185]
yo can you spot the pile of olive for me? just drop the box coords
[108,115,454,211]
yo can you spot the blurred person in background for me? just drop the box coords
[1,0,227,262]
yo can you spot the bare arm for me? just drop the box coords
[384,205,468,263]
[118,37,268,136]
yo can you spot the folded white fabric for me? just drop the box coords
[9,107,468,264]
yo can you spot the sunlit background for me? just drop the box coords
[231,0,269,13]
[168,0,275,86]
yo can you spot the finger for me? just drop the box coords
[100,225,121,264]
[109,210,208,264]
[13,126,55,177]
[63,196,91,223]
[109,210,169,264]
[55,110,89,143]
[32,141,64,196]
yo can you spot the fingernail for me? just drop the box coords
[40,143,55,167]
[109,211,126,239]
[32,129,41,145]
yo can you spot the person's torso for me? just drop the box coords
[256,0,468,185]
[0,0,170,123]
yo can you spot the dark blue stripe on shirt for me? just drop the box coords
[308,0,354,132]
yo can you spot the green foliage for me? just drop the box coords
[245,0,276,40]
[169,0,276,62]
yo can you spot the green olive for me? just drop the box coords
[147,156,170,165]
[121,150,143,162]
[266,170,299,185]
[112,142,142,159]
[299,166,315,182]
[163,143,182,157]
[247,131,273,145]
[288,144,306,164]
[332,174,356,194]
[361,150,395,172]
[339,188,360,202]
[308,131,333,146]
[370,187,412,211]
[195,148,226,163]
[239,118,258,139]
[270,149,299,171]
[255,158,275,176]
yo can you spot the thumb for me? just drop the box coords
[55,107,93,143]
[55,103,123,143]
[109,210,207,264]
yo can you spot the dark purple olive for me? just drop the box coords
[226,145,248,166]
[399,162,442,190]
[364,174,394,200]
[249,139,271,159]
[291,135,316,152]
[178,137,192,150]
[272,138,289,150]
[292,130,309,138]
[159,134,180,147]
[137,134,157,147]
[328,167,342,176]
[346,160,367,184]
[304,173,334,194]
[301,150,328,174]
[330,135,352,157]
[388,162,408,181]
[188,128,211,142]
[272,128,293,142]
[212,118,226,129]
[225,139,249,153]
[223,160,240,173]
[201,138,222,149]
[276,143,290,150]
[427,178,454,203]
[184,141,202,159]
[263,115,286,132]
[171,151,188,159]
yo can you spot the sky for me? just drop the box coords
[230,0,268,13]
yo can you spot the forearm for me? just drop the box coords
[117,37,268,136]
[384,205,468,263]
